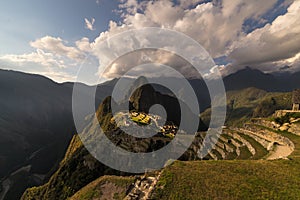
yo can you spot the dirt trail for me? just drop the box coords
[267,145,293,160]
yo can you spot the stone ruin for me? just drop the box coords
[273,89,300,117]
[293,89,300,111]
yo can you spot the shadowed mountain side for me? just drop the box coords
[20,83,209,200]
[0,70,74,177]
[0,70,115,200]
[223,67,300,92]
[20,135,128,200]
[128,83,207,131]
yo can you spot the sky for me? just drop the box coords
[0,0,300,84]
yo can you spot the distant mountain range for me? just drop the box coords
[0,67,300,199]
[223,67,300,92]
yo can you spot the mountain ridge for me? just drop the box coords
[1,67,300,199]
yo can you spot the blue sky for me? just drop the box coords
[0,0,299,83]
[0,0,119,54]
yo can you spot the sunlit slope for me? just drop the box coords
[152,122,300,200]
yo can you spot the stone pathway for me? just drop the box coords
[124,172,161,200]
[267,144,293,160]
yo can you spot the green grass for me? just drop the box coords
[274,112,300,125]
[225,151,238,160]
[254,124,300,160]
[69,176,134,200]
[152,124,300,200]
[131,113,151,125]
[201,88,292,127]
[236,146,252,160]
[165,133,175,139]
[152,159,300,200]
[237,132,269,159]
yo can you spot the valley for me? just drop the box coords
[2,0,300,199]
[1,69,300,199]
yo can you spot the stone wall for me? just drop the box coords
[274,110,300,118]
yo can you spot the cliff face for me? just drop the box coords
[128,83,207,131]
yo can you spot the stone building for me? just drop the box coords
[292,89,300,111]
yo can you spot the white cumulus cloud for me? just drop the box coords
[228,0,300,69]
[90,0,283,78]
[30,36,85,61]
[2,0,299,83]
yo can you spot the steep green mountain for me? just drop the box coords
[22,85,296,200]
[67,97,300,200]
[128,82,207,131]
[201,87,292,127]
[20,82,208,199]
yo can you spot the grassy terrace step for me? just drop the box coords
[200,134,241,161]
[219,140,236,154]
[221,131,263,160]
[221,134,244,146]
[219,135,239,150]
[151,123,300,199]
[236,146,252,160]
[210,149,223,160]
[152,160,300,200]
[235,131,269,160]
[225,151,238,160]
[252,124,300,160]
[218,134,253,160]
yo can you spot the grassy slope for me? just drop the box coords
[255,125,300,159]
[153,160,300,200]
[69,176,134,200]
[201,88,292,127]
[237,132,269,159]
[152,126,300,200]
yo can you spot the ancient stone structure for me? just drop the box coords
[273,89,300,117]
[292,89,300,111]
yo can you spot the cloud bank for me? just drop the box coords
[1,0,300,83]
